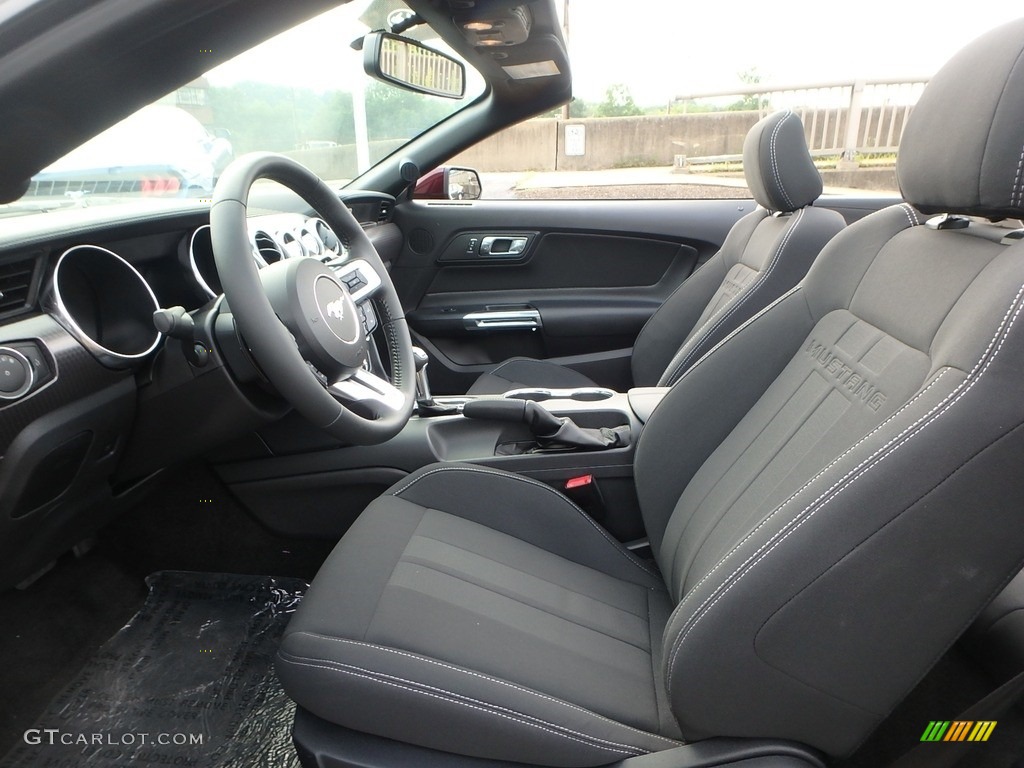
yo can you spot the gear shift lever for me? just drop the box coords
[412,346,434,408]
[411,346,462,417]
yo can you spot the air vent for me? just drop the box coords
[0,255,39,317]
[254,231,283,264]
[377,200,393,224]
[279,231,304,260]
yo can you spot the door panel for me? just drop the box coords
[390,196,889,394]
[392,198,750,393]
[410,235,695,354]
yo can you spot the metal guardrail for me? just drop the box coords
[673,78,929,164]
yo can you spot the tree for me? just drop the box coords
[728,68,770,112]
[208,82,331,153]
[206,81,460,154]
[594,84,642,117]
[568,98,590,118]
[363,82,453,140]
[537,97,590,119]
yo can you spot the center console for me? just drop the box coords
[213,355,669,545]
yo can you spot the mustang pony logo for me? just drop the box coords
[325,297,346,322]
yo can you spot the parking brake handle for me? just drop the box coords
[462,399,627,450]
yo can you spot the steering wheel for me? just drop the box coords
[209,152,415,445]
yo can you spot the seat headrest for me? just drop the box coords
[743,110,823,212]
[898,18,1024,218]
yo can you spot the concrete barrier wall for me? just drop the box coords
[449,109,908,173]
[449,113,762,172]
[283,109,903,179]
[556,113,761,171]
[452,119,558,172]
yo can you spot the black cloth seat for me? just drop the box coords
[467,110,846,395]
[279,19,1024,768]
[278,465,681,766]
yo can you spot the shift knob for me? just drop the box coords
[412,346,429,373]
[411,346,433,406]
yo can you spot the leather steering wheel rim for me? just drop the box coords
[209,152,415,445]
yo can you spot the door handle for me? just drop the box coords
[479,236,528,257]
[463,309,541,330]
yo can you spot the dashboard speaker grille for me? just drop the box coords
[409,228,434,255]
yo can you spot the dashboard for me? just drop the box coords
[0,190,401,589]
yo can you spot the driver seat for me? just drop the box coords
[278,19,1024,767]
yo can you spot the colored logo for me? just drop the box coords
[920,721,997,742]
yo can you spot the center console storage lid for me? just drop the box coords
[628,387,670,423]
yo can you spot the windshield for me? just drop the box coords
[5,1,481,215]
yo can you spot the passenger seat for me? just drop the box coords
[468,110,847,395]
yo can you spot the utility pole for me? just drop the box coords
[560,0,570,120]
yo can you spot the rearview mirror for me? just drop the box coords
[363,32,466,99]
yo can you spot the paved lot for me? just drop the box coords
[478,166,896,201]
[480,167,749,200]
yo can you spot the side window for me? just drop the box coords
[448,79,926,201]
[430,4,1018,204]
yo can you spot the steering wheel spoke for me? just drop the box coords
[329,368,405,418]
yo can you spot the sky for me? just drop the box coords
[207,1,1024,107]
[561,1,1024,105]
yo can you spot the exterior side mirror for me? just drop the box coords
[414,166,481,200]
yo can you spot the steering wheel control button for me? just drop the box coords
[360,302,378,335]
[0,347,34,399]
[332,259,382,303]
[341,271,368,293]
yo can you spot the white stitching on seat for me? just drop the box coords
[665,205,921,394]
[391,465,660,578]
[664,368,950,635]
[769,111,797,211]
[277,653,644,757]
[1012,144,1024,207]
[289,631,683,748]
[670,286,803,393]
[661,208,805,386]
[899,203,921,228]
[665,281,1024,689]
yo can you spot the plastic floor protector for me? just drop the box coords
[2,571,307,767]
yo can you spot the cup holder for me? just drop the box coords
[504,387,615,402]
[570,388,616,402]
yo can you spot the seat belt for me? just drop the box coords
[888,665,1024,768]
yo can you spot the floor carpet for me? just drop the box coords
[1,570,306,768]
